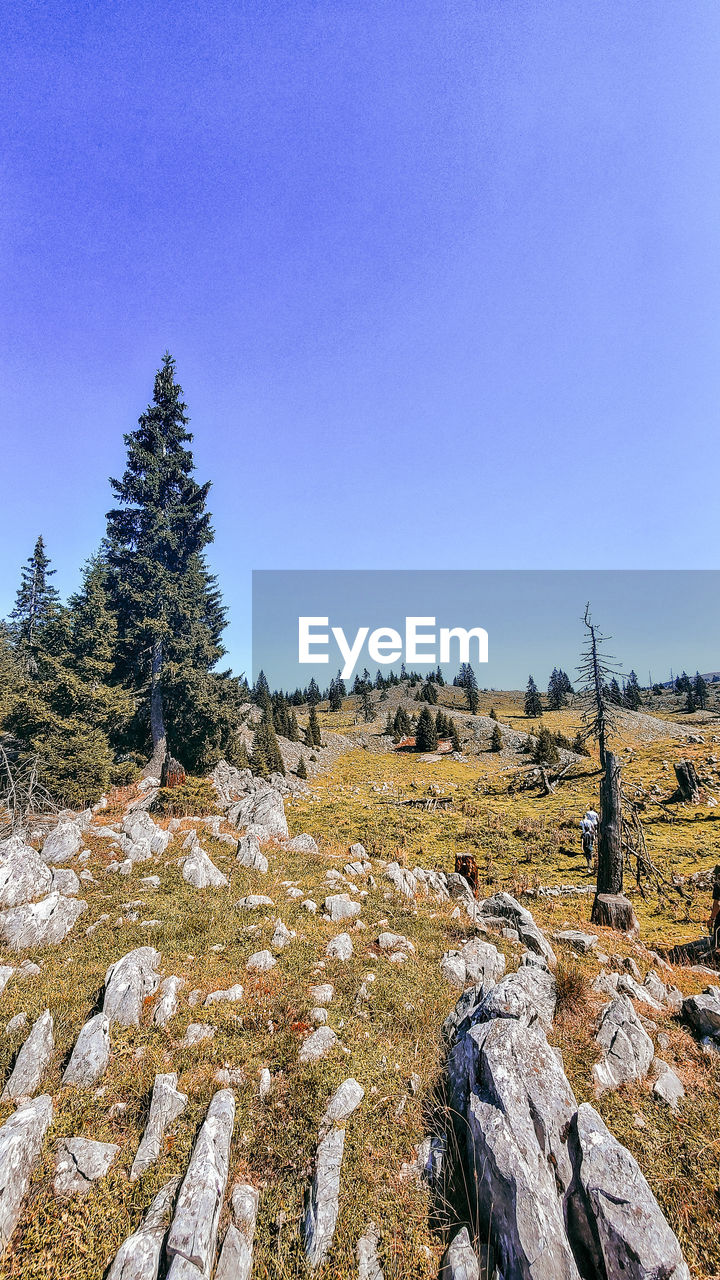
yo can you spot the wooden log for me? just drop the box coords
[674,759,700,803]
[591,893,639,935]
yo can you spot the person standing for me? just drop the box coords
[580,812,596,871]
[707,865,720,948]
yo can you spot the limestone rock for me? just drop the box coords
[0,1094,53,1251]
[181,1024,215,1047]
[287,833,318,854]
[302,1126,345,1270]
[593,995,654,1094]
[122,810,172,857]
[131,1073,188,1180]
[378,932,415,953]
[236,834,268,874]
[309,983,334,1006]
[569,1103,690,1279]
[42,821,83,864]
[166,1089,235,1275]
[152,976,186,1027]
[326,933,353,960]
[216,1183,259,1280]
[324,894,361,922]
[103,947,161,1026]
[440,1227,479,1280]
[246,950,275,972]
[235,895,274,911]
[554,930,598,954]
[0,967,14,998]
[651,1059,685,1110]
[480,892,556,966]
[204,984,244,1006]
[0,840,53,907]
[299,1027,338,1064]
[182,847,227,889]
[62,1013,111,1087]
[106,1176,180,1279]
[2,1010,54,1100]
[271,920,295,951]
[0,892,87,950]
[53,1136,119,1197]
[682,986,720,1042]
[319,1078,364,1135]
[357,1221,384,1280]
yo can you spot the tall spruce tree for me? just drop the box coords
[105,354,235,774]
[693,671,708,710]
[524,676,543,718]
[10,536,60,669]
[416,706,438,752]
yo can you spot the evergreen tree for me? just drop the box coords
[305,703,322,747]
[623,671,642,710]
[360,686,374,722]
[419,681,438,704]
[466,686,479,714]
[328,677,343,712]
[105,354,236,773]
[607,677,623,705]
[226,736,250,770]
[10,536,61,669]
[490,722,503,752]
[415,706,438,752]
[393,706,411,740]
[252,670,270,704]
[384,710,394,735]
[435,665,445,686]
[685,686,697,713]
[489,707,497,721]
[694,671,708,710]
[524,676,543,718]
[450,722,461,752]
[287,710,300,742]
[251,712,285,777]
[306,677,321,706]
[296,753,308,779]
[547,667,569,710]
[533,724,559,765]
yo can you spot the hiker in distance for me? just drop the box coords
[708,864,720,950]
[580,807,599,872]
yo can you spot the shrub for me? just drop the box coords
[151,777,218,816]
[109,759,143,788]
[554,959,591,1017]
[533,725,559,765]
[490,723,503,752]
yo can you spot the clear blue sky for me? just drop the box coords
[2,1,719,677]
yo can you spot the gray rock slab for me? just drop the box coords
[324,894,361,922]
[106,1176,180,1280]
[357,1221,384,1280]
[166,1089,235,1275]
[300,1026,338,1064]
[246,950,276,972]
[182,847,228,889]
[682,986,720,1041]
[152,975,186,1028]
[104,947,161,1027]
[287,833,318,854]
[651,1059,685,1110]
[0,1094,53,1251]
[62,1013,110,1087]
[53,1135,120,1197]
[319,1078,364,1135]
[570,1103,690,1279]
[204,984,243,1007]
[593,995,654,1094]
[0,841,53,908]
[215,1183,259,1280]
[181,1024,215,1047]
[326,932,353,960]
[0,892,87,949]
[302,1126,345,1270]
[2,1010,54,1100]
[131,1073,188,1180]
[480,892,557,967]
[42,821,83,864]
[440,1227,479,1280]
[554,930,598,954]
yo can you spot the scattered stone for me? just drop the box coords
[131,1072,188,1180]
[311,1008,327,1025]
[4,1013,26,1036]
[309,983,334,1006]
[651,1059,685,1111]
[153,976,186,1027]
[182,847,228,889]
[479,892,556,966]
[204,984,244,1006]
[235,895,274,911]
[319,1078,364,1135]
[553,930,598,954]
[349,842,367,859]
[682,986,720,1044]
[236,834,268,874]
[53,1136,119,1197]
[0,839,53,907]
[324,894,362,922]
[0,892,87,950]
[216,1183,259,1280]
[166,1089,235,1276]
[2,1010,54,1100]
[0,1094,53,1250]
[302,899,318,914]
[569,1103,690,1279]
[122,810,171,858]
[378,932,415,953]
[357,1221,384,1280]
[593,995,654,1094]
[181,1024,215,1048]
[246,950,276,972]
[42,821,83,864]
[440,1227,479,1280]
[286,887,304,899]
[287,833,318,854]
[302,1126,345,1270]
[0,967,14,998]
[106,1175,180,1280]
[51,867,80,896]
[258,1068,272,1100]
[271,920,295,951]
[62,1013,111,1087]
[103,947,161,1026]
[299,1027,338,1064]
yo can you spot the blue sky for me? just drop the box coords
[2,1,719,678]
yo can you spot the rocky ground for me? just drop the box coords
[0,702,718,1278]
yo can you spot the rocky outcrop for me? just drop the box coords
[216,1183,259,1280]
[302,1079,363,1270]
[103,947,162,1026]
[0,838,53,907]
[324,894,361,922]
[62,1012,110,1087]
[0,892,87,949]
[53,1136,120,1197]
[682,985,720,1050]
[592,995,654,1094]
[440,939,505,992]
[131,1073,188,1180]
[2,1010,54,1100]
[0,1094,53,1252]
[165,1089,235,1276]
[181,846,228,889]
[106,1176,180,1280]
[236,834,268,874]
[441,963,689,1280]
[121,811,172,861]
[152,975,186,1027]
[42,820,83,864]
[478,892,557,966]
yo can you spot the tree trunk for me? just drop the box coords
[591,752,637,931]
[674,759,700,803]
[145,638,167,778]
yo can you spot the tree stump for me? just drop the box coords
[161,756,186,788]
[597,752,623,896]
[591,892,639,935]
[455,854,479,897]
[674,759,700,803]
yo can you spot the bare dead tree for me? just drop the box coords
[0,745,58,840]
[576,604,622,768]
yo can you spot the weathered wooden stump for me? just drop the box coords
[591,892,639,935]
[161,756,186,788]
[674,759,700,803]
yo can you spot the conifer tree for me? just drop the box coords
[607,677,623,705]
[296,754,308,779]
[533,724,559,765]
[415,706,438,752]
[105,354,235,774]
[360,687,374,722]
[306,703,322,747]
[393,706,411,740]
[466,686,479,714]
[287,710,300,742]
[524,676,543,718]
[10,536,60,669]
[489,707,497,721]
[623,671,642,710]
[450,722,461,752]
[306,677,321,706]
[693,671,708,710]
[252,670,270,704]
[490,722,503,752]
[384,711,394,736]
